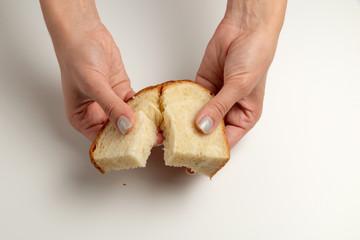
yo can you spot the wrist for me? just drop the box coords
[40,0,101,48]
[224,0,287,34]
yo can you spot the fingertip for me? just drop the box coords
[154,132,164,146]
[124,89,136,102]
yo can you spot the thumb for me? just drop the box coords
[90,82,134,135]
[195,84,243,134]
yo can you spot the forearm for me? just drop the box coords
[224,0,287,34]
[39,0,101,47]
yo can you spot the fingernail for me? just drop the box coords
[197,115,213,134]
[117,115,132,134]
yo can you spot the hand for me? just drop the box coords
[57,24,135,141]
[195,1,286,149]
[40,0,137,141]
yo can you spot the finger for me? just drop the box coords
[108,47,136,101]
[81,103,108,141]
[154,132,164,146]
[224,76,267,148]
[88,80,135,135]
[224,101,261,149]
[153,127,163,146]
[111,78,136,102]
[225,124,247,149]
[66,101,108,141]
[195,74,221,94]
[195,83,244,134]
[224,103,258,149]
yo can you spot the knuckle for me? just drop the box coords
[234,102,263,131]
[104,102,118,120]
[247,109,263,130]
[212,101,228,118]
[65,109,78,128]
[66,111,84,134]
[227,76,254,96]
[251,103,264,123]
[82,78,104,95]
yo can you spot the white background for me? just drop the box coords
[1,0,359,239]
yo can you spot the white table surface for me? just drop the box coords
[1,1,359,239]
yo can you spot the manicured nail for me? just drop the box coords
[117,115,131,134]
[197,115,213,134]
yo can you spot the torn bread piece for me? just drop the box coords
[160,81,230,177]
[90,85,161,173]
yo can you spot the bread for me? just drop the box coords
[89,85,161,173]
[89,80,230,178]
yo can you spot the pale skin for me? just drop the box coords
[40,0,286,149]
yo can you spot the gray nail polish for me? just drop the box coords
[117,115,132,134]
[197,115,213,134]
